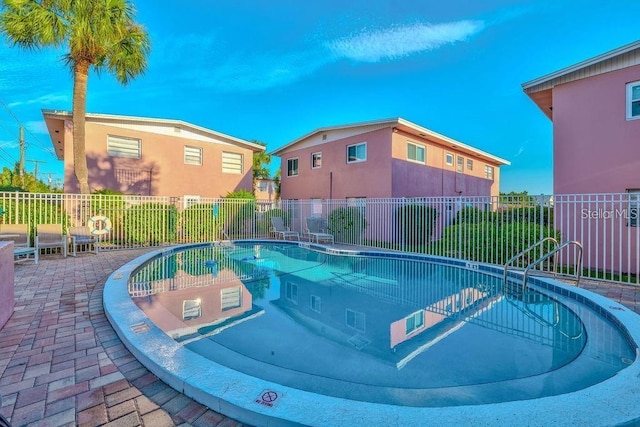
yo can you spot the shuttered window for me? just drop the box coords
[222,152,243,174]
[107,135,141,158]
[221,287,242,311]
[184,146,202,165]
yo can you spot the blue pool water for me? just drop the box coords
[127,243,635,407]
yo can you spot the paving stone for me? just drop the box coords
[77,403,108,426]
[103,411,140,426]
[8,400,45,426]
[107,400,137,421]
[192,410,225,427]
[134,395,159,416]
[15,384,48,408]
[141,409,174,427]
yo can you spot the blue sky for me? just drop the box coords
[0,0,639,193]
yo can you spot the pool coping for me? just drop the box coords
[103,241,640,427]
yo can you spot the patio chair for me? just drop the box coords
[0,223,38,263]
[0,223,30,248]
[270,217,299,241]
[35,224,68,258]
[68,226,99,256]
[305,217,334,244]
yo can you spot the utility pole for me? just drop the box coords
[19,126,25,185]
[26,159,46,181]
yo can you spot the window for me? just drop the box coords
[184,195,201,208]
[184,146,202,165]
[287,158,299,177]
[346,309,365,332]
[445,153,453,166]
[107,135,141,158]
[222,152,243,174]
[467,159,473,170]
[286,282,298,303]
[405,310,425,335]
[310,295,321,313]
[628,189,639,227]
[312,152,322,169]
[456,156,464,173]
[485,165,494,180]
[627,81,640,120]
[347,142,367,163]
[182,299,202,320]
[407,142,425,163]
[221,287,242,311]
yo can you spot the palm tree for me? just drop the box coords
[0,0,150,194]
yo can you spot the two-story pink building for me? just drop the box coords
[523,40,640,274]
[272,118,509,200]
[43,110,265,198]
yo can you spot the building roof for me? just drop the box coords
[522,40,640,119]
[42,110,265,160]
[271,117,510,166]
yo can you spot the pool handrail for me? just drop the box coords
[503,237,560,285]
[522,240,583,292]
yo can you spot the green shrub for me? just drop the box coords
[123,203,178,245]
[181,203,221,242]
[397,204,438,246]
[434,221,561,265]
[327,207,367,243]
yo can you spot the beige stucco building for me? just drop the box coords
[43,110,265,197]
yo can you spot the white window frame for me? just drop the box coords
[347,142,367,164]
[485,165,494,180]
[405,310,425,335]
[407,141,425,164]
[220,286,242,311]
[445,153,453,166]
[456,156,464,173]
[286,282,298,303]
[107,135,141,159]
[467,158,473,171]
[184,146,202,166]
[626,80,640,120]
[345,308,366,332]
[311,152,322,169]
[222,152,243,174]
[310,295,321,313]
[287,158,299,177]
[184,195,201,208]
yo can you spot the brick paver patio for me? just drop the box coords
[0,250,243,427]
[0,249,638,426]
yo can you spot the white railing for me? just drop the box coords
[0,192,637,285]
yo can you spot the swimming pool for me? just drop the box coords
[104,241,640,426]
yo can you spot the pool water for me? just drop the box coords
[128,243,635,406]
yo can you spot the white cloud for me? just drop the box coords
[326,20,484,63]
[8,93,68,108]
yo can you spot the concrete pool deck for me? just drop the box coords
[0,248,639,426]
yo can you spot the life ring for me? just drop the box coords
[88,215,112,236]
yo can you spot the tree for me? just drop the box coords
[251,140,271,192]
[0,0,150,194]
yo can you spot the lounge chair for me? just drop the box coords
[68,226,99,256]
[0,223,30,247]
[270,217,299,240]
[0,223,38,263]
[35,224,68,258]
[305,217,334,244]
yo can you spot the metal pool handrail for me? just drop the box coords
[522,240,583,292]
[503,237,560,284]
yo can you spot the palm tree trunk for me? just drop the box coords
[72,61,90,194]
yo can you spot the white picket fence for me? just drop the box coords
[0,192,637,285]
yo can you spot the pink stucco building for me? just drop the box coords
[272,118,509,200]
[523,41,640,274]
[523,40,640,196]
[43,110,265,198]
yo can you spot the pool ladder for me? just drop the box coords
[503,238,583,294]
